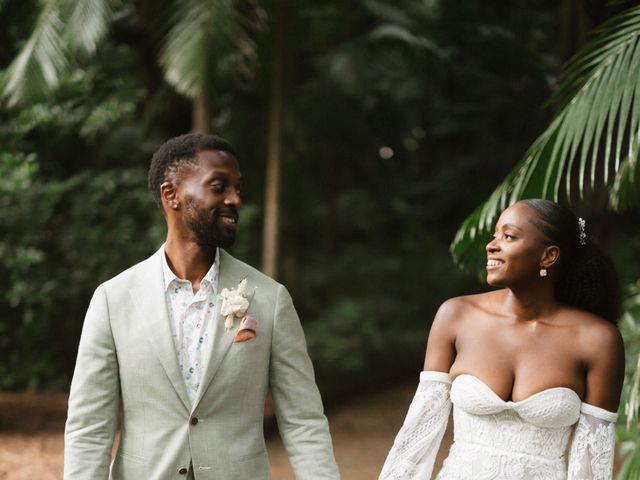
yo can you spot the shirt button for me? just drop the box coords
[191,417,199,425]
[178,467,188,475]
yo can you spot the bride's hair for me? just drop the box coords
[518,199,620,324]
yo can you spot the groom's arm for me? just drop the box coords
[64,284,120,480]
[269,284,340,480]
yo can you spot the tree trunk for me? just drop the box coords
[193,90,211,134]
[558,0,607,64]
[262,0,288,278]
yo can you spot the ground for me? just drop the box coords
[5,383,622,479]
[0,382,453,480]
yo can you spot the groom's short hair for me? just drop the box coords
[148,133,236,209]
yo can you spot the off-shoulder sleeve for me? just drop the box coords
[567,403,618,480]
[379,371,452,480]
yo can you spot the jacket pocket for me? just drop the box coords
[116,450,146,463]
[110,452,147,479]
[232,449,270,479]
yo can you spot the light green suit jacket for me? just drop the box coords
[64,248,339,480]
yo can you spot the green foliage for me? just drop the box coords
[618,283,640,479]
[610,141,640,212]
[618,445,640,480]
[1,0,115,106]
[160,0,259,98]
[1,0,261,108]
[304,236,476,390]
[622,284,640,422]
[0,151,164,389]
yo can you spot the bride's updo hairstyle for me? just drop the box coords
[518,199,620,324]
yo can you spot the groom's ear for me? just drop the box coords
[160,181,178,212]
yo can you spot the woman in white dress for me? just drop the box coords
[380,199,625,480]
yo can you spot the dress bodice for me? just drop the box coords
[451,374,582,428]
[436,375,582,480]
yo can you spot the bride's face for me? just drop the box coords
[485,203,551,288]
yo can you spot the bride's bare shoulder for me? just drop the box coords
[560,308,623,356]
[425,291,502,371]
[556,307,624,410]
[435,290,503,321]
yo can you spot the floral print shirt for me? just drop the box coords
[162,247,220,405]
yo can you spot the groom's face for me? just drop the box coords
[176,149,243,250]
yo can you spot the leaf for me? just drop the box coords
[1,0,114,107]
[66,0,114,55]
[159,0,253,98]
[618,441,640,480]
[610,142,640,211]
[369,24,443,56]
[1,0,68,107]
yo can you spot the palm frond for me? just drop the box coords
[159,0,253,98]
[610,140,640,211]
[1,0,68,107]
[451,6,640,274]
[66,0,114,55]
[618,441,640,480]
[1,0,114,107]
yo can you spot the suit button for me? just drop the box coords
[191,417,199,425]
[178,467,188,475]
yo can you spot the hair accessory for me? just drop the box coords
[578,218,587,245]
[539,267,548,278]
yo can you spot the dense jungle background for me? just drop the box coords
[2,0,640,477]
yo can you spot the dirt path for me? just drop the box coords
[1,383,446,480]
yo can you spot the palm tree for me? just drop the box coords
[449,6,640,478]
[1,0,255,133]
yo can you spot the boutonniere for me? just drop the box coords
[219,278,250,330]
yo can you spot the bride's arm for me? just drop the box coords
[567,318,624,480]
[567,404,618,480]
[379,299,462,480]
[379,372,452,480]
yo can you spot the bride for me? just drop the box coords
[380,199,625,480]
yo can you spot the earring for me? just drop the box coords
[171,202,178,209]
[539,267,547,277]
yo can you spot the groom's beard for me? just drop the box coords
[184,200,238,254]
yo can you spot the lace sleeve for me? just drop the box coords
[567,403,618,480]
[379,371,452,480]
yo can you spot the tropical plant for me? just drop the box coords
[1,0,256,133]
[617,283,640,479]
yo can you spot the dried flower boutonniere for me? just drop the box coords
[219,278,250,330]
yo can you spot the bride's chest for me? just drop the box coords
[451,321,586,402]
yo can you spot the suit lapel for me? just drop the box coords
[131,248,191,412]
[191,249,245,411]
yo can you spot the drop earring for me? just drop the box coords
[539,267,548,278]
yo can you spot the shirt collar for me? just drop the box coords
[162,245,220,294]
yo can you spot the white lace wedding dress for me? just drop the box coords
[380,371,618,480]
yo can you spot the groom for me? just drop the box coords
[64,133,340,479]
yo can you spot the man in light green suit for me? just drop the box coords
[64,133,340,479]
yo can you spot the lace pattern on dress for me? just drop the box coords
[567,405,617,480]
[379,371,452,480]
